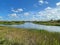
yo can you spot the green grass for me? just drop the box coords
[0,26,60,45]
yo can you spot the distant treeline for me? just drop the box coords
[0,21,25,25]
[33,20,60,26]
[0,19,60,25]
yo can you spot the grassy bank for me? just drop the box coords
[0,26,60,45]
[33,21,60,26]
[0,21,25,25]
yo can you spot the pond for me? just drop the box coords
[0,22,60,32]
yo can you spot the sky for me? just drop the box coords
[0,0,60,21]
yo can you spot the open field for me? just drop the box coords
[0,26,60,45]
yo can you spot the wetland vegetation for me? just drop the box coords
[0,20,60,45]
[0,26,60,45]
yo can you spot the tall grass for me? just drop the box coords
[0,26,60,45]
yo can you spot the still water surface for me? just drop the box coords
[0,22,60,32]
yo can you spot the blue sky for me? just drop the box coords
[0,0,60,21]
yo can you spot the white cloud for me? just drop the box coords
[38,0,48,5]
[39,0,44,4]
[45,7,52,10]
[11,8,23,13]
[12,9,18,13]
[32,16,39,21]
[17,8,23,12]
[24,12,30,16]
[56,2,60,6]
[26,6,60,21]
[8,13,18,18]
[36,6,60,21]
[9,3,60,21]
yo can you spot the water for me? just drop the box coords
[0,22,60,32]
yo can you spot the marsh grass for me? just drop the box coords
[0,26,60,45]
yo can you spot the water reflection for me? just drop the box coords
[0,23,60,32]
